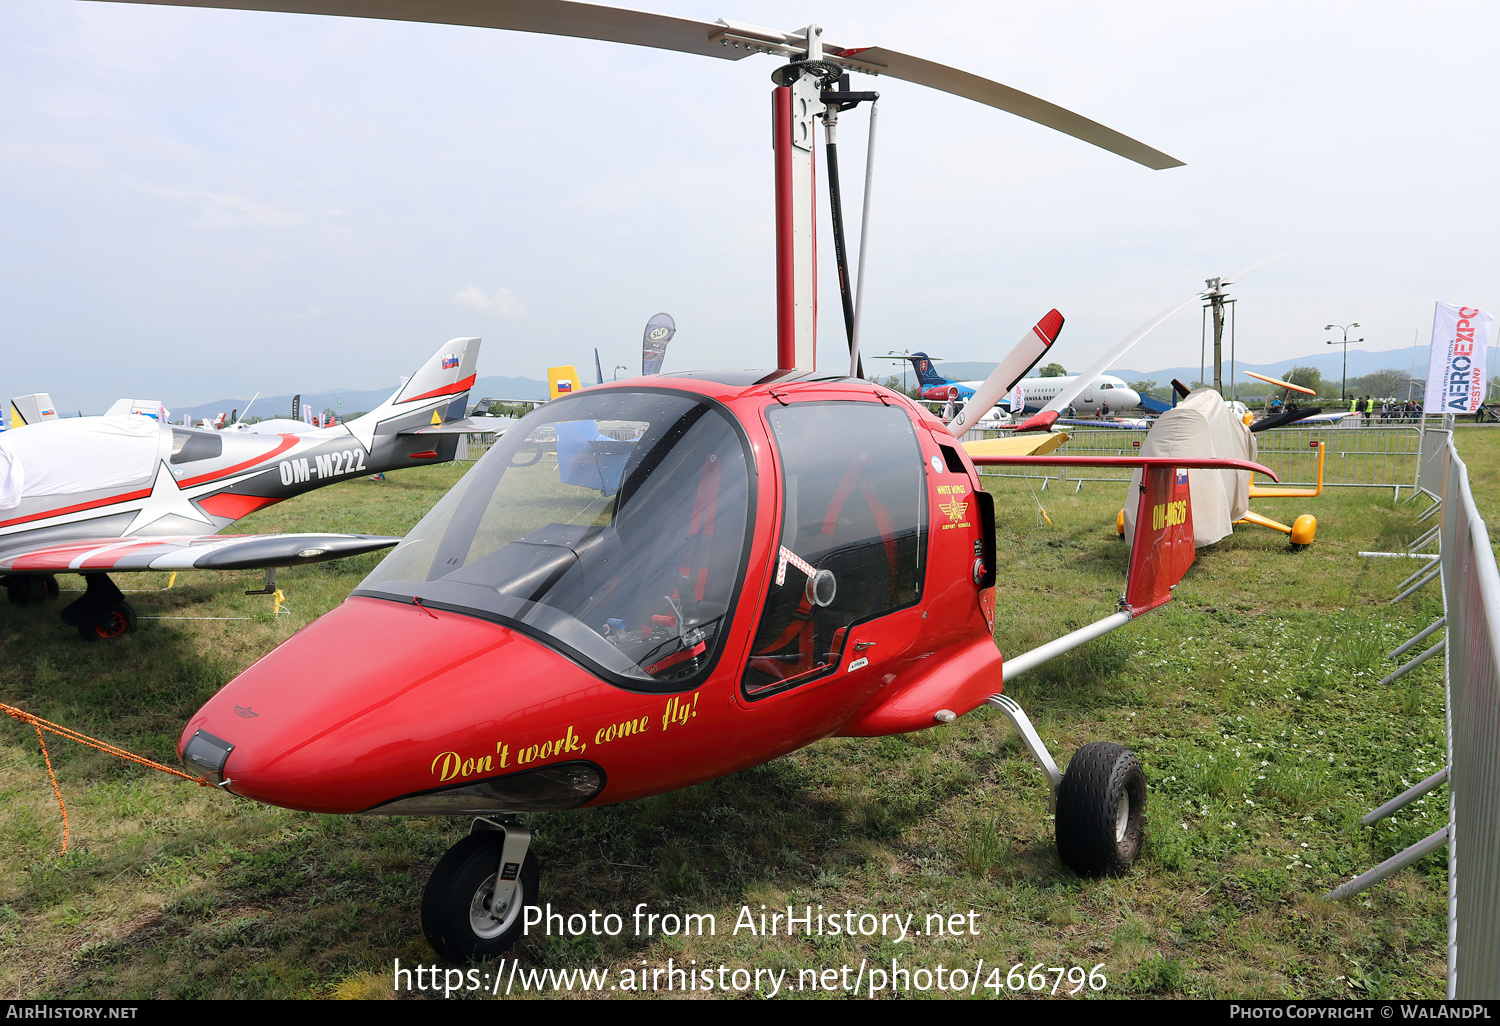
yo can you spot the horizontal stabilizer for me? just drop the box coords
[965,455,1276,479]
[0,533,400,573]
[399,417,517,436]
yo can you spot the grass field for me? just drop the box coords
[0,434,1481,1000]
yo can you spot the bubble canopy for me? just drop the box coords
[355,389,755,691]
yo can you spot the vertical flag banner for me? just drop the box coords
[641,312,676,376]
[1010,383,1026,412]
[1425,302,1492,414]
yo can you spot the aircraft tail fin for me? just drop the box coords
[905,352,949,389]
[346,337,481,439]
[1123,464,1196,615]
[10,394,59,428]
[547,366,581,399]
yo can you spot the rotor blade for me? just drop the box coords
[1249,407,1323,433]
[1217,248,1314,289]
[99,1,1182,169]
[945,309,1064,435]
[97,0,753,61]
[829,46,1182,170]
[1041,294,1199,416]
[1244,370,1316,396]
[1045,249,1313,416]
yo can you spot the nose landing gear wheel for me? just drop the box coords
[1055,741,1146,877]
[421,833,539,962]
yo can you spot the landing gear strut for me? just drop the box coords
[988,696,1147,877]
[422,818,539,962]
[60,573,137,641]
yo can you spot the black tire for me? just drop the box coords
[78,601,137,642]
[421,833,539,963]
[1055,741,1146,877]
[41,575,59,601]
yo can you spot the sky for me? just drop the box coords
[3,0,1498,411]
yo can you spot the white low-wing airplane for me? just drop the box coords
[1010,373,1142,416]
[897,354,1141,416]
[0,337,507,639]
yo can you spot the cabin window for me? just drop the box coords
[353,390,755,691]
[169,430,223,464]
[741,401,927,699]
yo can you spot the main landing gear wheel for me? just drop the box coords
[421,833,539,962]
[79,601,136,641]
[4,575,58,606]
[1055,741,1146,877]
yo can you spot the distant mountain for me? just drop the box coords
[170,375,550,423]
[1115,345,1433,390]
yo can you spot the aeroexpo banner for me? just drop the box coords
[1424,302,1492,414]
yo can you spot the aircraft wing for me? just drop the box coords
[0,533,400,573]
[961,431,1070,458]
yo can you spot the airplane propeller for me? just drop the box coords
[945,310,1064,434]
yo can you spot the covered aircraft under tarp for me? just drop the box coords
[1123,388,1254,548]
[0,415,161,512]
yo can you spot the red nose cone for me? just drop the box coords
[180,596,608,813]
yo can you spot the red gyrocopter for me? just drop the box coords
[98,0,1276,960]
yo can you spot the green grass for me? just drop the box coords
[0,461,1454,999]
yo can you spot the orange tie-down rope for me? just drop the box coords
[1,702,210,855]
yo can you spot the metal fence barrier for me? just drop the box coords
[1325,421,1500,999]
[972,424,1420,490]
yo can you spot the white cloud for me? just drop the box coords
[453,285,525,318]
[135,182,308,229]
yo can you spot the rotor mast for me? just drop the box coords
[1203,277,1236,396]
[772,25,834,372]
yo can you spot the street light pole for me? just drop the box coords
[886,349,912,392]
[1325,323,1364,402]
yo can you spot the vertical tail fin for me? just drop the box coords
[547,366,581,399]
[344,337,481,450]
[1124,464,1196,615]
[905,352,948,388]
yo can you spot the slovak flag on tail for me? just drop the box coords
[441,355,459,370]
